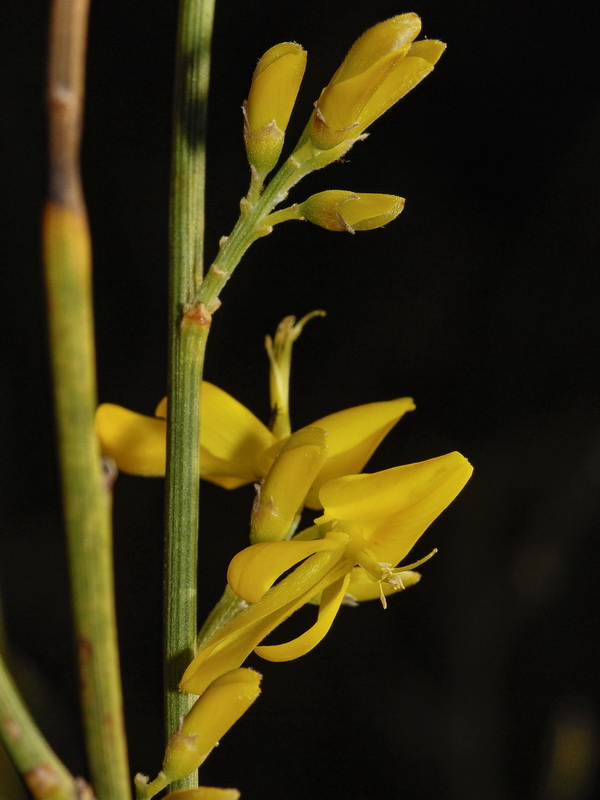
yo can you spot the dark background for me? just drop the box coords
[1,1,599,799]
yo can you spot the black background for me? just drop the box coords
[1,2,599,799]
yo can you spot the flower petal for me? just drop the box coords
[95,403,167,476]
[357,47,444,135]
[333,13,422,82]
[227,536,344,604]
[157,383,276,488]
[255,573,350,661]
[198,383,275,486]
[250,426,329,543]
[407,39,446,66]
[246,43,307,133]
[317,452,473,566]
[304,397,415,508]
[180,549,347,695]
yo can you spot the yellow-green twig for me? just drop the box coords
[43,2,130,798]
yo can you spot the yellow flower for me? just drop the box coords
[244,42,307,176]
[180,452,472,696]
[136,669,261,799]
[299,190,405,232]
[95,382,415,509]
[308,13,445,150]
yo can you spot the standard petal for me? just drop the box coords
[345,566,421,602]
[95,403,167,476]
[304,397,415,508]
[317,452,473,566]
[227,536,344,604]
[255,573,350,661]
[157,383,276,488]
[200,383,275,485]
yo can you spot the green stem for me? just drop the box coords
[197,131,354,313]
[44,3,130,798]
[199,144,314,312]
[0,654,81,800]
[164,1,215,787]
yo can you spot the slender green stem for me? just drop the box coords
[0,654,82,800]
[198,132,353,313]
[44,3,130,798]
[164,1,215,786]
[199,145,314,312]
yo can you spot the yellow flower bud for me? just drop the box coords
[309,14,445,150]
[244,42,307,176]
[250,426,329,543]
[164,790,240,800]
[162,669,261,785]
[299,190,404,232]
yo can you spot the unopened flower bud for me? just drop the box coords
[244,42,307,176]
[162,669,261,785]
[250,426,328,543]
[299,190,404,232]
[308,14,445,150]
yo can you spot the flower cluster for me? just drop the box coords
[97,14,454,797]
[241,12,445,234]
[97,322,472,697]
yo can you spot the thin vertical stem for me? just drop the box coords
[164,1,215,787]
[44,2,130,798]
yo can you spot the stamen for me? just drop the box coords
[378,581,388,610]
[396,547,438,572]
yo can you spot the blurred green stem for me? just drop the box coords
[164,1,215,787]
[43,2,130,798]
[0,654,81,800]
